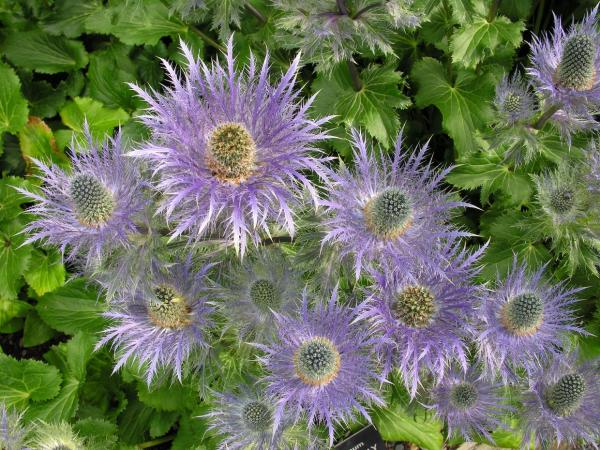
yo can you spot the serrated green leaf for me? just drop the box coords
[40,0,103,38]
[2,29,89,74]
[74,417,118,449]
[372,403,444,450]
[0,63,29,135]
[137,381,199,412]
[451,16,524,68]
[0,177,33,222]
[37,279,107,335]
[59,97,130,138]
[0,298,31,328]
[172,411,210,450]
[24,248,66,297]
[312,63,411,147]
[0,218,32,300]
[149,410,179,438]
[86,0,188,46]
[412,57,496,155]
[118,398,155,444]
[0,354,62,408]
[23,309,56,347]
[26,376,80,422]
[88,45,139,110]
[448,0,475,22]
[21,79,68,119]
[19,117,69,168]
[479,239,551,281]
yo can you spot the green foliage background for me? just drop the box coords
[0,0,599,448]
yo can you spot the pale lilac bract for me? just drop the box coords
[521,352,600,449]
[426,367,511,442]
[320,129,471,278]
[96,260,213,384]
[477,261,584,380]
[358,241,485,397]
[129,39,330,256]
[18,129,145,268]
[257,290,383,446]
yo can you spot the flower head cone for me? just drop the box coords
[257,290,383,445]
[96,259,214,384]
[0,404,30,450]
[425,367,512,442]
[359,241,485,397]
[215,247,302,343]
[29,421,83,450]
[528,5,600,128]
[321,129,471,279]
[205,384,325,450]
[18,127,146,268]
[521,351,600,449]
[477,260,584,380]
[129,39,331,256]
[273,0,420,70]
[494,72,538,126]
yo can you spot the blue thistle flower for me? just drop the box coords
[18,128,146,268]
[321,129,471,278]
[0,404,30,450]
[358,242,485,397]
[477,261,584,380]
[273,0,421,70]
[215,248,302,343]
[129,39,330,257]
[96,260,213,384]
[425,367,512,442]
[495,73,538,126]
[528,5,600,135]
[521,352,600,449]
[257,290,383,446]
[205,384,325,449]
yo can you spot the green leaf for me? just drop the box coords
[149,410,179,438]
[446,149,534,205]
[118,398,155,444]
[59,97,130,138]
[86,0,188,46]
[0,176,33,222]
[26,376,80,422]
[2,29,89,74]
[137,381,199,412]
[312,63,411,147]
[74,417,118,449]
[37,279,107,335]
[172,411,210,450]
[448,0,475,22]
[19,117,69,168]
[0,298,31,328]
[372,403,444,450]
[0,218,32,300]
[0,63,29,135]
[451,16,524,68]
[24,248,66,297]
[0,354,62,408]
[21,79,68,119]
[412,57,496,155]
[87,45,139,110]
[23,310,56,347]
[41,0,103,38]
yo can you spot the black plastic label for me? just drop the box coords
[333,425,386,450]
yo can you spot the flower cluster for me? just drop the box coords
[19,19,600,450]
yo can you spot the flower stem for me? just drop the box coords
[352,2,383,19]
[486,0,501,22]
[190,26,226,53]
[246,2,267,25]
[137,435,175,449]
[347,59,363,91]
[533,103,562,129]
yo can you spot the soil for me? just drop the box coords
[0,328,69,360]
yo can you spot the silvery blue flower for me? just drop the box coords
[0,404,30,450]
[321,129,471,278]
[18,128,146,268]
[273,0,420,70]
[205,384,325,449]
[477,261,584,380]
[257,290,383,446]
[359,241,485,397]
[96,259,213,384]
[215,247,302,343]
[521,352,600,449]
[129,39,330,256]
[528,5,600,135]
[426,367,511,442]
[494,72,538,126]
